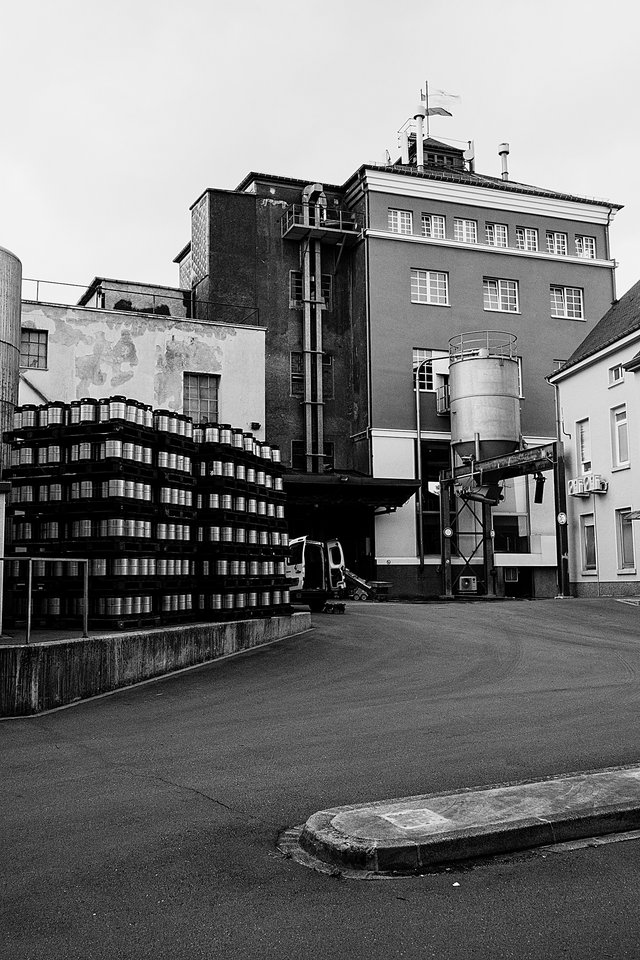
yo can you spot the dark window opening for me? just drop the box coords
[493,515,529,552]
[289,271,332,309]
[419,440,451,554]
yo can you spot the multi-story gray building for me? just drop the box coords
[171,130,621,597]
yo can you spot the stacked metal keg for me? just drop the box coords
[4,398,290,629]
[193,423,289,619]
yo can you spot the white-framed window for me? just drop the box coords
[515,227,538,251]
[550,285,584,319]
[453,218,477,243]
[580,513,597,571]
[616,509,636,572]
[183,373,219,424]
[611,404,630,467]
[412,348,448,392]
[608,364,624,386]
[575,235,596,259]
[483,277,519,313]
[410,269,449,306]
[421,214,445,239]
[546,231,568,255]
[576,419,592,473]
[388,209,413,234]
[485,223,508,247]
[20,329,48,369]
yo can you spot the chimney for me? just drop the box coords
[414,105,426,171]
[498,142,510,181]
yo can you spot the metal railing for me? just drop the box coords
[281,205,358,235]
[21,278,260,327]
[1,556,89,643]
[449,331,518,362]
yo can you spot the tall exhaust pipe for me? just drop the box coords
[400,130,410,165]
[414,105,426,171]
[498,142,510,181]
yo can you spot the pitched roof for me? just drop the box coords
[553,279,640,375]
[234,162,621,211]
[352,162,622,208]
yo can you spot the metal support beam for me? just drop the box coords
[553,445,571,598]
[440,479,453,597]
[482,501,497,597]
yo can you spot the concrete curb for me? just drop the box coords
[0,613,311,717]
[298,764,640,874]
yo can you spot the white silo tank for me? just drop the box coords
[448,331,521,461]
[0,245,22,474]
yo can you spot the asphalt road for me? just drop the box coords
[2,599,640,960]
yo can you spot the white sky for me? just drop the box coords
[2,0,638,299]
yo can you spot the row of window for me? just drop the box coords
[576,405,630,474]
[410,269,585,319]
[19,331,220,424]
[581,509,636,573]
[388,209,598,258]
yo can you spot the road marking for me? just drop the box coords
[380,808,450,830]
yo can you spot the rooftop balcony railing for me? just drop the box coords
[281,205,359,243]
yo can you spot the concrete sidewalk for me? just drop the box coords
[298,764,640,874]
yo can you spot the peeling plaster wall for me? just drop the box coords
[19,303,265,435]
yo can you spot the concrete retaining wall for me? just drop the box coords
[0,614,310,717]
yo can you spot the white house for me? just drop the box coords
[549,281,640,596]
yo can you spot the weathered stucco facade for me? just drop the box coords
[19,302,265,434]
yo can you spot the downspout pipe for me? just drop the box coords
[414,357,431,571]
[605,205,617,304]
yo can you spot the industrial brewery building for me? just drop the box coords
[15,118,622,600]
[170,125,620,599]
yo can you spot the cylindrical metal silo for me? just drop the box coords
[0,246,22,476]
[448,331,521,461]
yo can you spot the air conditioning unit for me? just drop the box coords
[577,473,608,494]
[458,575,478,594]
[568,477,588,497]
[590,474,608,494]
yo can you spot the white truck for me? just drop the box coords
[285,537,346,611]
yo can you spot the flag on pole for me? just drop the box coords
[421,88,460,117]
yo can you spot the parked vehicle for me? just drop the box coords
[285,537,346,611]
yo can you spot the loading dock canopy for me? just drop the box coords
[283,473,420,509]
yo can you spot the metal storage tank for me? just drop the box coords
[0,245,22,475]
[448,331,521,461]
